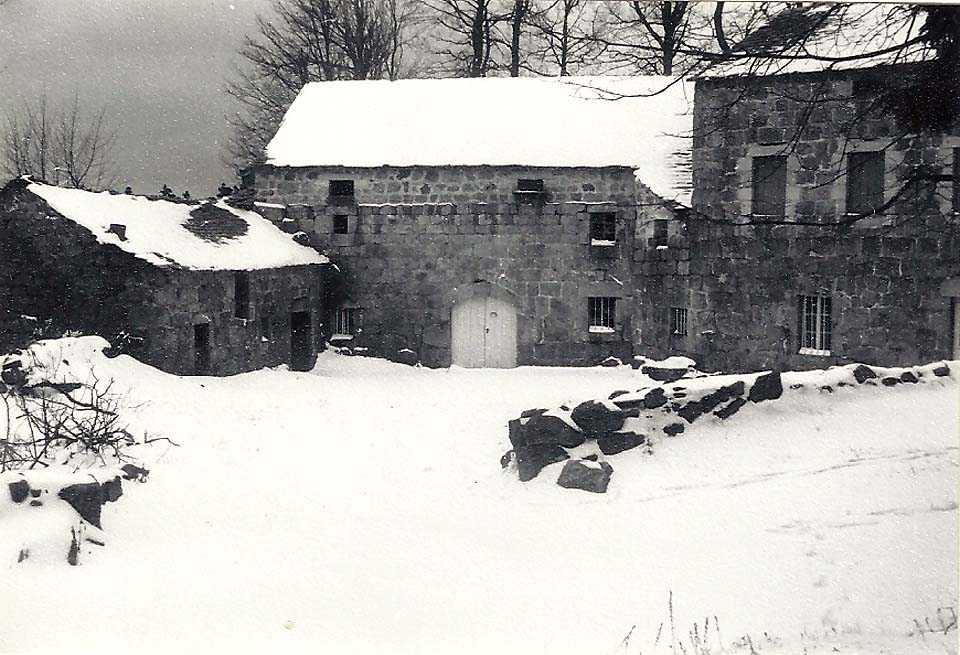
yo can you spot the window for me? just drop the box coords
[193,323,211,375]
[333,215,349,234]
[588,297,616,333]
[799,294,832,356]
[953,148,959,213]
[846,151,884,215]
[590,213,616,245]
[751,155,787,217]
[670,307,688,337]
[334,308,358,338]
[234,272,250,319]
[653,219,668,247]
[260,315,273,340]
[517,179,544,193]
[329,180,355,198]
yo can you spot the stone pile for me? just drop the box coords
[501,360,953,493]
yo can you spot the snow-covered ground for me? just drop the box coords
[1,342,957,654]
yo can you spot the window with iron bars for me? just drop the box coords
[588,297,616,333]
[590,213,616,244]
[799,294,832,355]
[334,307,358,337]
[670,307,688,337]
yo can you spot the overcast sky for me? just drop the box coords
[0,0,273,196]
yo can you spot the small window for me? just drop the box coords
[334,307,358,338]
[260,315,273,340]
[799,294,832,356]
[333,215,349,234]
[846,151,884,215]
[590,213,616,245]
[670,307,688,337]
[953,148,959,213]
[517,179,544,193]
[588,297,616,333]
[234,272,250,319]
[752,155,787,217]
[329,180,355,197]
[653,219,668,247]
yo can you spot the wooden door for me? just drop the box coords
[451,294,517,368]
[290,311,314,371]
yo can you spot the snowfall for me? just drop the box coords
[0,338,957,655]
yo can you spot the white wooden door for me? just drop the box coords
[451,295,517,368]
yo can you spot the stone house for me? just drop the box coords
[250,76,693,367]
[0,178,330,375]
[635,60,960,372]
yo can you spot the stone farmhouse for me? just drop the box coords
[634,11,960,372]
[250,76,693,368]
[0,178,330,375]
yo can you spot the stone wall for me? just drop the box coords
[0,181,328,376]
[251,165,640,367]
[632,66,960,372]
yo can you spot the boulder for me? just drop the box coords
[853,364,878,383]
[663,422,685,436]
[8,480,29,503]
[608,390,630,400]
[556,459,613,493]
[58,482,107,528]
[881,377,901,387]
[678,381,746,423]
[570,401,625,437]
[641,387,668,409]
[515,444,570,482]
[102,476,123,503]
[748,371,782,402]
[523,414,585,448]
[900,371,919,384]
[597,432,646,456]
[508,419,526,449]
[933,364,951,377]
[714,396,747,420]
[1,359,27,387]
[120,463,149,482]
[641,366,687,383]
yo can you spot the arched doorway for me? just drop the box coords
[451,282,518,368]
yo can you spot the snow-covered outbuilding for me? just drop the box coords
[251,76,693,368]
[0,178,331,375]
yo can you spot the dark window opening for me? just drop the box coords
[588,297,617,332]
[590,213,616,243]
[329,179,355,197]
[517,178,544,193]
[234,272,250,319]
[799,294,832,355]
[846,151,884,215]
[260,315,273,340]
[193,323,211,375]
[653,219,669,247]
[334,308,358,336]
[953,148,959,213]
[752,155,787,217]
[670,307,688,337]
[333,215,349,234]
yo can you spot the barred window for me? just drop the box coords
[847,151,884,215]
[590,213,616,244]
[588,297,616,333]
[333,215,349,234]
[752,155,787,217]
[670,307,688,337]
[234,272,250,319]
[799,294,832,355]
[654,219,668,247]
[334,308,358,337]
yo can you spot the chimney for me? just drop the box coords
[107,224,127,241]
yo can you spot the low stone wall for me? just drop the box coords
[502,361,954,492]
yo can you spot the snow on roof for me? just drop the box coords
[25,180,327,271]
[265,76,694,205]
[701,4,934,79]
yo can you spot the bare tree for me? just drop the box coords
[2,94,117,190]
[225,0,417,171]
[427,0,505,77]
[525,0,607,76]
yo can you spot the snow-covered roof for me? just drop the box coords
[265,76,694,206]
[23,180,327,271]
[700,4,934,80]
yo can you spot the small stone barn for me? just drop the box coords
[0,178,330,375]
[250,76,692,368]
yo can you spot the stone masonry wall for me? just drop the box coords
[252,165,640,367]
[632,66,960,372]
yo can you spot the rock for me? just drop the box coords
[641,387,668,409]
[102,476,123,503]
[933,364,950,377]
[508,418,526,449]
[597,432,646,456]
[500,450,514,469]
[714,397,747,420]
[570,401,625,437]
[556,459,613,493]
[819,385,833,393]
[120,464,149,481]
[1,360,27,387]
[678,381,746,423]
[600,356,622,367]
[58,482,106,528]
[881,377,901,387]
[608,390,629,400]
[748,371,782,403]
[519,408,547,419]
[8,480,29,503]
[663,422,685,436]
[523,414,585,448]
[515,444,570,482]
[900,371,919,384]
[641,366,687,383]
[853,364,877,383]
[583,454,599,462]
[676,402,704,424]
